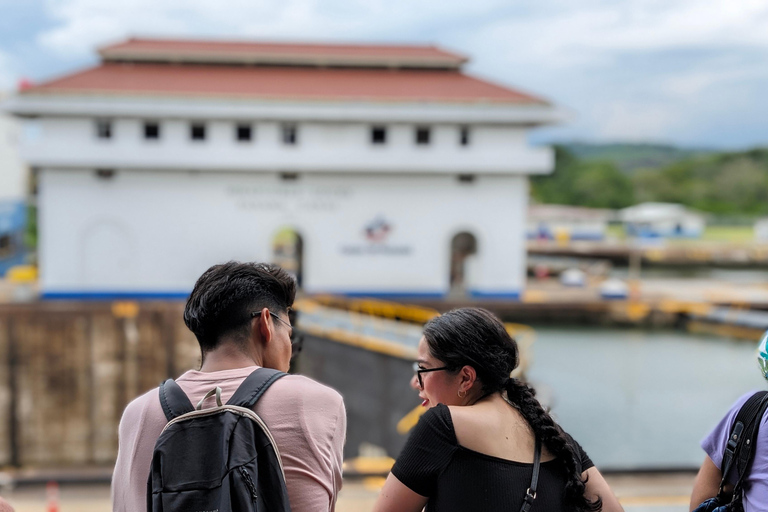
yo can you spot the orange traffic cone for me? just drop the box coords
[46,481,59,512]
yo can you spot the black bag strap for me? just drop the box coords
[227,367,287,408]
[519,436,541,512]
[730,392,768,500]
[158,379,195,422]
[717,390,768,501]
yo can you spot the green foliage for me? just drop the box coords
[534,144,768,216]
[564,143,709,172]
[25,204,37,250]
[531,146,635,208]
[632,149,768,215]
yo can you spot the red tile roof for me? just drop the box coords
[99,38,468,69]
[24,62,547,104]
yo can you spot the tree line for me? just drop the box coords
[530,145,768,216]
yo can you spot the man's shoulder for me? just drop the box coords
[119,386,162,427]
[271,374,344,406]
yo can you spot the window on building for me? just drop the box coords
[144,122,160,140]
[190,123,206,141]
[236,124,253,142]
[282,124,298,145]
[371,126,387,144]
[95,120,112,140]
[95,169,116,180]
[415,126,431,145]
[459,126,470,146]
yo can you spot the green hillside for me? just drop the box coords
[563,142,710,172]
[532,145,768,216]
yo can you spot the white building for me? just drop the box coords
[0,92,28,275]
[620,202,705,239]
[4,38,560,299]
[754,218,768,242]
[527,204,614,241]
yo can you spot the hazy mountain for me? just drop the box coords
[561,143,712,173]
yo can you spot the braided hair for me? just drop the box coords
[422,307,601,512]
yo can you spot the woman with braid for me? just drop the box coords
[374,308,623,512]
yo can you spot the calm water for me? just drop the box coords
[527,326,766,471]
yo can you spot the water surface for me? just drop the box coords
[527,327,765,470]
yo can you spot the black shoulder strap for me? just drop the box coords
[718,390,768,500]
[227,368,287,408]
[732,392,768,493]
[519,436,541,512]
[158,379,195,422]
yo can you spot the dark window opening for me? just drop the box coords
[460,126,470,146]
[282,124,298,145]
[95,169,116,180]
[96,120,112,139]
[415,127,431,145]
[144,122,160,140]
[236,124,252,142]
[280,172,300,181]
[190,123,206,141]
[371,126,387,144]
[458,174,475,183]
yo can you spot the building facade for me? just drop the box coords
[620,202,705,239]
[5,38,559,299]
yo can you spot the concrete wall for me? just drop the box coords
[0,301,199,467]
[0,301,419,467]
[39,169,528,298]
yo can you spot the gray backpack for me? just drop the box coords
[147,368,292,512]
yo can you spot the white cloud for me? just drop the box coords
[31,0,768,147]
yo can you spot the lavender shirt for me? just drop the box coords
[702,390,768,511]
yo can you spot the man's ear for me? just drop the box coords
[256,307,272,344]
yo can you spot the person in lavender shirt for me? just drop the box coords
[689,332,768,511]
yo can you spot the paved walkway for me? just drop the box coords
[0,472,696,512]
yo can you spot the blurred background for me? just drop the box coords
[2,1,768,511]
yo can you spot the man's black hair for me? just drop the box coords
[184,261,297,354]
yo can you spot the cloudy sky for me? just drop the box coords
[1,0,767,149]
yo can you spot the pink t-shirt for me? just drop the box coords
[111,366,346,512]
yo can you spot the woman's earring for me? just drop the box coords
[458,389,467,398]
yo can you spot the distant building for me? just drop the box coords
[755,218,768,242]
[5,38,561,299]
[527,204,614,241]
[620,202,705,238]
[0,93,27,275]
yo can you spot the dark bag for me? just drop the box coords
[147,368,292,512]
[693,391,768,512]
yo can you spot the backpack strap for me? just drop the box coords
[227,368,288,408]
[717,390,768,502]
[730,392,768,500]
[158,379,195,422]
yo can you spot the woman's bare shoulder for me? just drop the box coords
[447,401,545,462]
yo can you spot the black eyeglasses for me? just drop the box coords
[250,310,304,360]
[412,362,452,388]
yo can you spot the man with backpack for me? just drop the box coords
[689,331,768,511]
[112,262,346,511]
